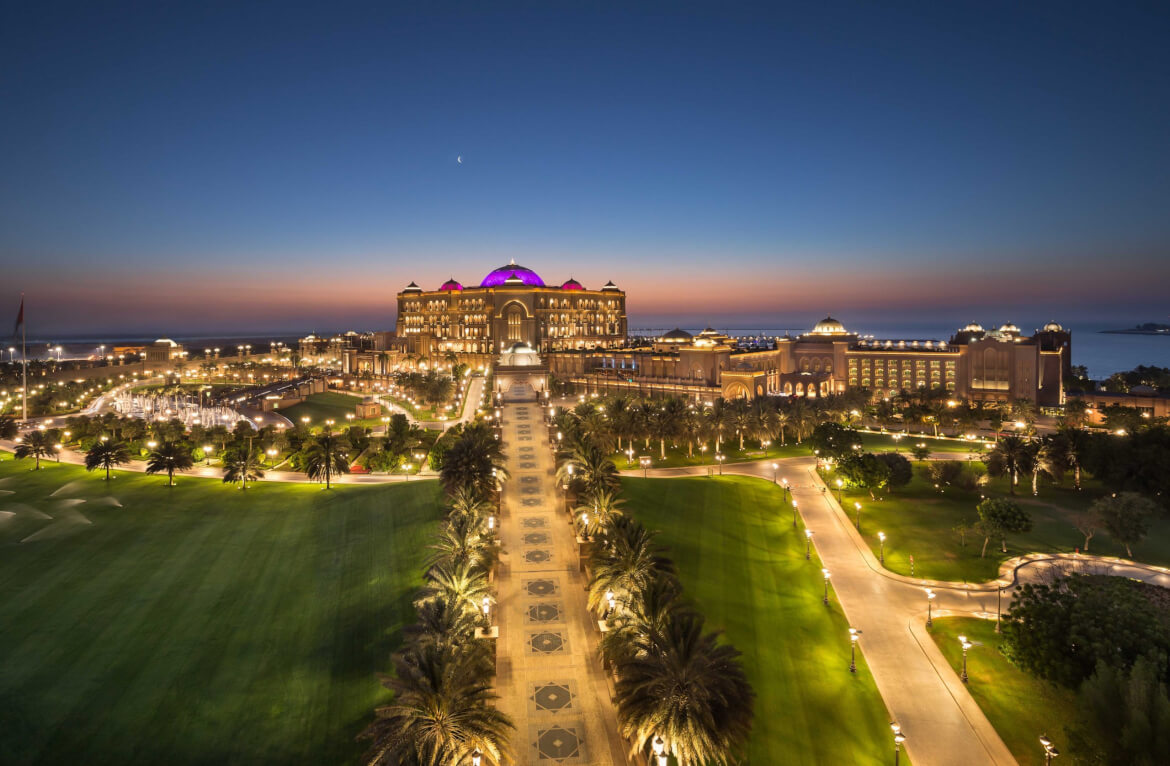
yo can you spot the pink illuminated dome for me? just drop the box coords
[480,258,545,287]
[560,277,584,290]
[439,278,463,291]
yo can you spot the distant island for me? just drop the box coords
[1101,322,1170,335]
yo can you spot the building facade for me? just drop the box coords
[394,260,627,356]
[547,318,1070,406]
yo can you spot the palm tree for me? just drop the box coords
[14,430,56,470]
[574,488,625,538]
[615,610,754,766]
[600,573,687,665]
[222,444,264,490]
[447,484,493,525]
[588,516,674,613]
[983,434,1035,495]
[145,441,195,486]
[1030,438,1064,496]
[730,399,753,451]
[360,643,513,766]
[678,408,706,458]
[705,400,730,451]
[417,559,492,619]
[302,430,351,489]
[405,596,482,651]
[1049,426,1089,490]
[0,414,17,441]
[557,439,618,496]
[85,439,132,480]
[440,423,507,497]
[431,514,496,571]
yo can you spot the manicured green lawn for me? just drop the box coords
[928,617,1076,766]
[611,432,982,470]
[835,469,1170,582]
[278,391,386,430]
[0,457,442,765]
[622,476,901,765]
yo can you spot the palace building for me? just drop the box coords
[394,260,627,356]
[546,317,1070,406]
[317,260,1070,406]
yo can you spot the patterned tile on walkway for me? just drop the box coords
[491,393,628,765]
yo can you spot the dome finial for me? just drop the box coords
[509,256,516,265]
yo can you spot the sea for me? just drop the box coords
[9,323,1170,381]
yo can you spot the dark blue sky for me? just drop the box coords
[2,1,1168,335]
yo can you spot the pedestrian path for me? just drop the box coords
[491,386,627,765]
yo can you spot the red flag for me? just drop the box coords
[13,297,22,336]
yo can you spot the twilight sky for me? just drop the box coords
[2,1,1169,337]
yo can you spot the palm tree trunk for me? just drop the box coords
[105,463,110,481]
[1032,469,1039,496]
[739,432,744,450]
[1008,469,1016,495]
[1074,464,1081,490]
[1126,543,1132,558]
[981,536,990,558]
[659,438,665,460]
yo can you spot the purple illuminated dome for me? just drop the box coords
[439,278,463,291]
[560,277,584,290]
[480,259,545,287]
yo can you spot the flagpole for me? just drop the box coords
[21,292,27,423]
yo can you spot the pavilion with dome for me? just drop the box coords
[395,259,627,356]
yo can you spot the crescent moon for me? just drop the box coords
[457,155,463,164]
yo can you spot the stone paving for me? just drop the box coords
[492,386,628,765]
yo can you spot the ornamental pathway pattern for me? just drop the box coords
[492,387,628,765]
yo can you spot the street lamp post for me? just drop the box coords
[203,445,214,466]
[805,528,813,560]
[835,477,843,503]
[716,453,724,475]
[1039,734,1059,765]
[849,627,860,672]
[959,634,972,682]
[891,723,906,766]
[854,501,862,530]
[792,498,799,528]
[822,568,831,605]
[771,462,778,484]
[925,588,935,627]
[878,531,886,563]
[781,476,790,502]
[640,455,651,478]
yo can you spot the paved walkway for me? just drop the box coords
[492,386,627,765]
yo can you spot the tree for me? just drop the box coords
[85,439,131,481]
[440,423,507,497]
[976,497,1032,557]
[145,441,194,486]
[923,460,968,489]
[556,438,618,497]
[417,559,492,619]
[1092,492,1156,558]
[222,444,264,490]
[874,452,912,492]
[952,516,975,548]
[1072,510,1100,552]
[615,610,754,766]
[14,430,56,470]
[836,452,890,499]
[1072,657,1170,765]
[807,422,862,461]
[0,414,17,441]
[574,488,625,538]
[359,642,513,766]
[1003,575,1170,688]
[302,430,351,489]
[983,434,1035,494]
[588,516,674,613]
